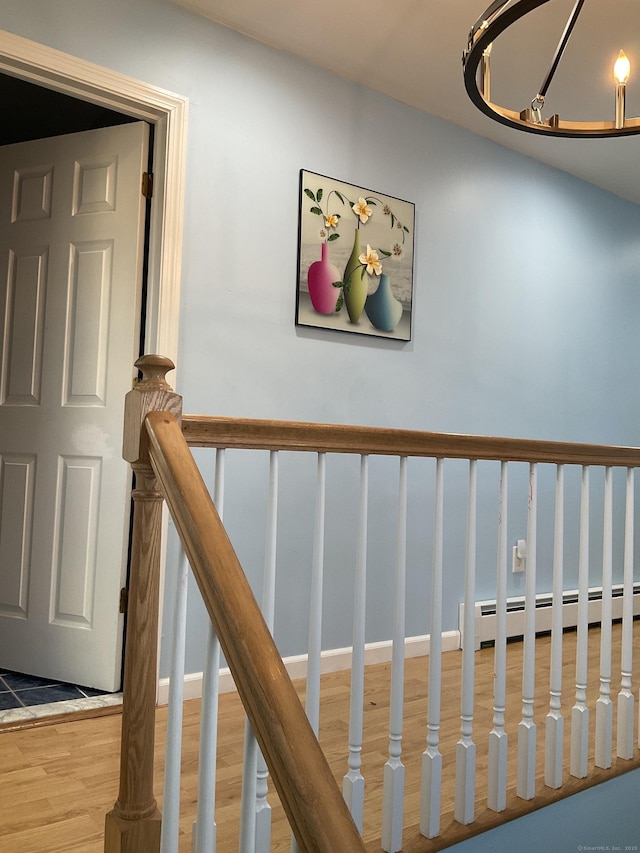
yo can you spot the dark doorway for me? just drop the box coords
[0,73,135,145]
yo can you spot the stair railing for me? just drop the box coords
[106,354,640,853]
[104,355,366,853]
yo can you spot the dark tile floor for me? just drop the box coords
[0,668,111,710]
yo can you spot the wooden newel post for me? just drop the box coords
[105,355,182,853]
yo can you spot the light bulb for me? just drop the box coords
[614,49,631,85]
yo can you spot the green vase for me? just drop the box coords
[343,228,367,323]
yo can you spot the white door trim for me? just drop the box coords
[0,28,187,364]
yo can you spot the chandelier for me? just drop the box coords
[463,0,640,137]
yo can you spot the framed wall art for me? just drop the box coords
[296,169,415,341]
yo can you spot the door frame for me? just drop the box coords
[0,28,187,364]
[0,29,187,695]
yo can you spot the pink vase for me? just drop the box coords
[307,242,341,314]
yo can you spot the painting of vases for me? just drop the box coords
[296,169,415,341]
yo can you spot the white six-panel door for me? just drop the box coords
[0,121,148,691]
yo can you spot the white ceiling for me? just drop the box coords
[174,0,640,205]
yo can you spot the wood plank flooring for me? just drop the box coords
[0,623,638,852]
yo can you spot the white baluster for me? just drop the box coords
[420,458,444,839]
[571,466,590,779]
[488,461,508,812]
[193,626,220,853]
[306,452,326,734]
[292,453,327,853]
[382,457,408,853]
[618,468,635,759]
[517,463,537,800]
[261,450,279,631]
[257,451,279,849]
[160,546,189,853]
[193,449,225,853]
[254,756,271,853]
[455,460,477,825]
[343,454,369,833]
[240,451,279,853]
[545,464,564,789]
[239,726,258,853]
[595,467,613,770]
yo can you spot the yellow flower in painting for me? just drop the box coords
[305,184,345,244]
[359,244,382,276]
[352,197,372,224]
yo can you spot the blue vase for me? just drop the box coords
[365,274,403,332]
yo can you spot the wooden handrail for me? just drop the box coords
[182,414,640,468]
[144,409,367,853]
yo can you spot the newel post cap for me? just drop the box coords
[123,355,183,464]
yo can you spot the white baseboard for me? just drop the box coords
[157,630,460,705]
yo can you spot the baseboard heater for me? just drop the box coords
[459,582,640,651]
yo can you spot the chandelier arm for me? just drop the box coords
[537,0,586,100]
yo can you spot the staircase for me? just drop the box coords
[104,355,640,852]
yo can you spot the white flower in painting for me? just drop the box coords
[352,197,372,224]
[359,244,382,276]
[324,213,339,229]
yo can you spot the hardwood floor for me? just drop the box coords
[1,624,638,852]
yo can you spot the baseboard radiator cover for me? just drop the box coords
[459,582,640,651]
[157,629,461,705]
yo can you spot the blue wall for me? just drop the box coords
[4,0,640,661]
